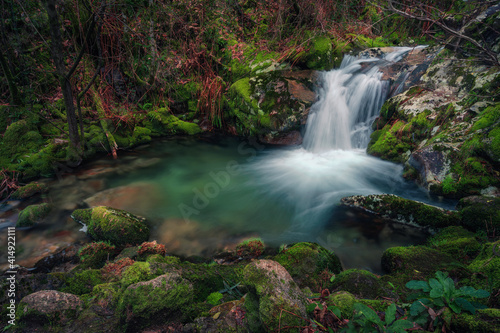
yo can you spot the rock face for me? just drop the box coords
[243,259,308,332]
[72,206,149,247]
[341,194,460,230]
[227,70,318,144]
[367,47,500,198]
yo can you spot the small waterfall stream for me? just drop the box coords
[248,47,433,238]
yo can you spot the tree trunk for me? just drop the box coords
[44,0,81,149]
[0,50,22,106]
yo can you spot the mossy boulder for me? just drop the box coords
[78,241,118,269]
[61,269,104,295]
[330,269,393,300]
[16,203,52,227]
[118,272,194,328]
[451,308,500,333]
[78,206,150,247]
[427,226,481,261]
[11,182,48,199]
[243,259,308,332]
[227,70,317,144]
[341,194,461,230]
[305,35,334,70]
[458,196,500,232]
[18,290,83,325]
[274,242,342,291]
[381,245,461,279]
[467,241,500,307]
[326,291,356,317]
[145,108,201,136]
[235,237,265,258]
[71,208,92,225]
[120,261,152,286]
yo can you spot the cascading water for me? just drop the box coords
[248,47,434,240]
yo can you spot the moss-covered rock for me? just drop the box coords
[243,259,308,332]
[16,203,51,228]
[467,241,500,307]
[330,269,393,300]
[235,237,265,258]
[451,308,500,333]
[427,226,481,262]
[341,194,460,230]
[11,182,48,199]
[381,245,461,279]
[325,291,356,317]
[227,70,317,143]
[118,272,194,328]
[458,196,500,232]
[71,208,92,224]
[18,290,83,326]
[145,108,201,136]
[274,242,342,291]
[62,269,104,296]
[85,206,150,247]
[120,261,152,286]
[78,241,117,269]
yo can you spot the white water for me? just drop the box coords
[248,47,432,237]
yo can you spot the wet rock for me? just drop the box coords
[274,242,343,291]
[72,206,149,247]
[243,259,308,332]
[19,290,83,323]
[33,243,81,272]
[341,194,460,230]
[408,145,453,191]
[11,182,48,199]
[192,299,248,333]
[16,203,52,228]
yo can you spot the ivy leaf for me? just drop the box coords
[449,302,462,314]
[429,278,444,298]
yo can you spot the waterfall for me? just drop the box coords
[247,47,429,240]
[302,47,418,152]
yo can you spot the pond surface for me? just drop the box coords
[1,135,455,273]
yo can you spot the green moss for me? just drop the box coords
[487,127,500,161]
[145,108,201,136]
[10,182,48,199]
[91,283,122,309]
[78,241,117,269]
[451,308,500,332]
[118,273,194,326]
[459,197,500,232]
[326,291,356,318]
[62,269,104,295]
[71,208,92,224]
[471,104,500,132]
[367,121,412,162]
[427,227,481,262]
[130,126,152,146]
[330,269,391,299]
[206,291,223,305]
[121,262,152,286]
[468,241,500,302]
[16,203,51,227]
[356,299,392,313]
[145,254,176,264]
[305,35,333,70]
[274,242,342,291]
[381,246,460,279]
[87,206,150,247]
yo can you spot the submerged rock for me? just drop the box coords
[243,259,308,332]
[16,203,52,228]
[341,194,460,230]
[11,182,48,199]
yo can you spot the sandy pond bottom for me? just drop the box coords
[0,135,456,273]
